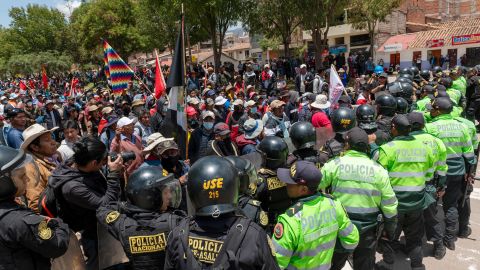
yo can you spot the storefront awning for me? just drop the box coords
[378,34,417,52]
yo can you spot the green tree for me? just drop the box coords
[186,0,247,68]
[7,4,68,54]
[349,0,403,57]
[297,0,348,69]
[6,51,73,75]
[69,0,143,64]
[243,0,301,59]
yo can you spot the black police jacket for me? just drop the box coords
[288,148,325,168]
[0,201,69,270]
[238,195,268,230]
[50,164,121,239]
[164,214,279,270]
[97,201,185,270]
[376,115,393,134]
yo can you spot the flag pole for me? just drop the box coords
[181,3,189,160]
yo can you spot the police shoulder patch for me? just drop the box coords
[273,222,284,239]
[106,211,120,224]
[38,219,52,240]
[248,199,261,206]
[259,210,269,226]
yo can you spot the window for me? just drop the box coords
[350,34,371,47]
[245,50,250,57]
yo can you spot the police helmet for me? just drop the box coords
[375,94,397,116]
[399,73,414,81]
[289,121,316,150]
[399,67,413,76]
[356,104,377,130]
[256,136,288,169]
[0,146,30,201]
[432,66,443,76]
[126,166,181,211]
[188,156,239,217]
[331,107,356,134]
[396,77,412,84]
[409,66,420,76]
[225,156,259,196]
[439,77,453,88]
[395,97,409,114]
[420,69,430,81]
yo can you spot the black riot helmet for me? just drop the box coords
[396,77,412,84]
[256,136,289,169]
[126,166,181,211]
[356,104,377,130]
[331,107,356,134]
[399,67,413,76]
[188,156,239,217]
[439,77,453,88]
[420,69,430,81]
[399,73,414,81]
[225,156,259,196]
[375,94,397,116]
[289,121,316,150]
[409,66,420,76]
[432,66,443,77]
[395,97,409,114]
[0,146,29,201]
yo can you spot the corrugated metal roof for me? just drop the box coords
[409,25,480,48]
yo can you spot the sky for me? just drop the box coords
[0,0,81,27]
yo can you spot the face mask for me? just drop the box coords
[162,155,180,169]
[203,122,213,130]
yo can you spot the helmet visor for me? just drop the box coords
[160,177,182,210]
[10,154,33,196]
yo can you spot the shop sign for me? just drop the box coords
[329,44,347,54]
[452,34,480,46]
[426,39,444,48]
[383,43,403,52]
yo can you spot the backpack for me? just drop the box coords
[38,176,72,218]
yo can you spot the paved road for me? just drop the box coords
[342,183,480,270]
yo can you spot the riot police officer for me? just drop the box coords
[164,156,279,269]
[97,166,184,269]
[255,136,291,232]
[225,156,268,229]
[287,121,323,167]
[0,145,70,269]
[432,66,443,78]
[319,107,356,162]
[356,104,384,154]
[375,94,397,134]
[420,69,431,82]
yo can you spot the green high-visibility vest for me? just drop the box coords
[320,150,398,232]
[377,135,436,213]
[425,114,475,175]
[273,193,359,270]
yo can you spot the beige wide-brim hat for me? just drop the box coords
[21,124,59,150]
[142,133,174,154]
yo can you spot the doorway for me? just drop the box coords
[413,51,422,69]
[447,49,457,69]
[427,50,441,68]
[466,47,480,67]
[390,53,400,67]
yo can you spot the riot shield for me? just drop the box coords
[97,223,129,270]
[315,127,334,150]
[51,230,87,270]
[240,151,263,171]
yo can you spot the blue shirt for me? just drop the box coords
[6,128,24,149]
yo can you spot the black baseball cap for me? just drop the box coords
[6,108,25,119]
[432,97,453,112]
[277,161,322,191]
[343,127,369,150]
[392,114,411,133]
[407,112,425,130]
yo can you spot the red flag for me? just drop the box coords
[154,50,166,99]
[42,66,48,89]
[19,81,27,90]
[29,80,35,89]
[65,77,79,97]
